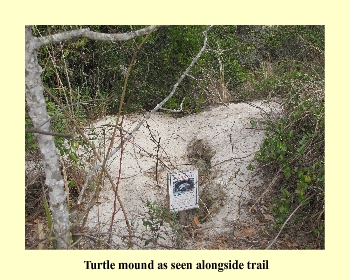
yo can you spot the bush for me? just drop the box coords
[255,77,324,248]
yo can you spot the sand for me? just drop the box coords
[80,99,281,249]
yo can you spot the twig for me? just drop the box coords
[108,124,126,247]
[155,137,161,184]
[43,87,127,244]
[212,152,256,167]
[249,166,284,213]
[243,101,269,115]
[249,150,304,213]
[25,129,73,139]
[159,97,186,113]
[265,195,314,250]
[97,26,158,248]
[68,236,83,249]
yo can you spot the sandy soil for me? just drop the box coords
[80,99,281,249]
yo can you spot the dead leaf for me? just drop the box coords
[263,214,270,221]
[193,216,200,227]
[291,242,299,247]
[237,228,254,237]
[37,222,45,250]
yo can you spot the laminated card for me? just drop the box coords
[167,170,199,212]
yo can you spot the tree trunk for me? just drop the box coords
[25,26,71,249]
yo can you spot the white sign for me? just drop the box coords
[167,170,199,212]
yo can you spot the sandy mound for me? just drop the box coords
[81,100,281,249]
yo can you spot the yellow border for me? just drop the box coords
[4,1,348,279]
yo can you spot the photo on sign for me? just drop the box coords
[173,178,195,196]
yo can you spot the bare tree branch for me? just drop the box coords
[26,128,74,139]
[35,25,160,48]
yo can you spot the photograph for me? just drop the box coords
[25,25,325,250]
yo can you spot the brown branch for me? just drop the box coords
[26,128,74,139]
[108,123,126,247]
[212,152,257,167]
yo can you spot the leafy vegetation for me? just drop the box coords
[255,85,324,247]
[141,200,183,248]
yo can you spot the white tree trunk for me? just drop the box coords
[25,25,159,249]
[25,26,71,249]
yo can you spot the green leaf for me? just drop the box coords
[69,153,77,162]
[283,165,291,179]
[304,175,311,183]
[247,163,254,170]
[250,119,257,127]
[31,144,38,149]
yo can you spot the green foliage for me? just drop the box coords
[263,26,324,62]
[247,163,255,171]
[141,200,183,247]
[255,76,324,246]
[236,26,324,100]
[270,188,291,228]
[32,25,325,119]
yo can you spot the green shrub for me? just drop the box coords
[141,200,183,248]
[255,80,324,247]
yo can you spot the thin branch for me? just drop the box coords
[212,151,257,167]
[25,128,74,139]
[265,195,314,250]
[159,97,186,113]
[249,149,305,213]
[249,166,284,213]
[108,122,126,247]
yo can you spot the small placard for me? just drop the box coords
[167,170,199,212]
